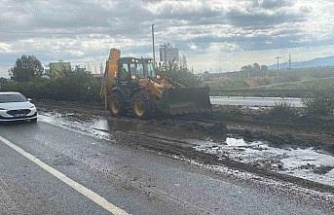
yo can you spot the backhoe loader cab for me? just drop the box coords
[102,48,211,120]
[116,58,156,81]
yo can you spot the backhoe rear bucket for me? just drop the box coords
[158,87,212,115]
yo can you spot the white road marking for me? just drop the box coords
[0,135,130,215]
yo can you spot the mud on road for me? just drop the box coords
[35,101,334,201]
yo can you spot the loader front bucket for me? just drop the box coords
[158,87,212,115]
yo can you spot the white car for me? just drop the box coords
[0,92,38,123]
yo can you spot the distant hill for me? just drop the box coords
[268,55,334,70]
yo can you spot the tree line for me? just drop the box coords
[241,62,268,72]
[1,55,102,103]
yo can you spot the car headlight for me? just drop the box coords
[30,105,36,109]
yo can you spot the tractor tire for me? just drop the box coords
[132,91,155,120]
[109,92,125,117]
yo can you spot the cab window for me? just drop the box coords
[136,63,144,78]
[119,63,129,80]
[130,63,144,78]
[147,63,155,78]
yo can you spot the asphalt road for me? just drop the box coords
[0,120,332,215]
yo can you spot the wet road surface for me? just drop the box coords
[0,120,332,215]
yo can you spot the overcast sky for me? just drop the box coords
[0,0,334,77]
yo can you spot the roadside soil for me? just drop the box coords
[35,100,334,195]
[35,100,334,155]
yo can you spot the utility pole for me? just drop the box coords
[288,53,291,70]
[276,56,281,71]
[152,24,156,66]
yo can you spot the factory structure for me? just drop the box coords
[159,43,179,67]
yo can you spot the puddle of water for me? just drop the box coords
[38,113,113,141]
[38,110,220,145]
[194,137,334,187]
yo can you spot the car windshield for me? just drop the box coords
[0,94,26,103]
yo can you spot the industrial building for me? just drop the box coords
[47,61,71,79]
[159,43,179,66]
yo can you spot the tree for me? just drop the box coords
[179,54,188,70]
[260,65,268,71]
[0,77,7,91]
[253,63,260,71]
[241,63,268,71]
[241,65,253,71]
[9,55,44,82]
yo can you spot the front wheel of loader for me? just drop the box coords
[132,91,154,120]
[109,92,125,117]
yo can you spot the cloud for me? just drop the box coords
[226,10,303,28]
[225,0,307,28]
[0,0,333,75]
[256,0,293,9]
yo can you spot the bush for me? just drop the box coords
[268,103,298,118]
[161,69,203,87]
[303,84,334,116]
[2,71,102,103]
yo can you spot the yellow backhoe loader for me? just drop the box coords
[101,48,211,119]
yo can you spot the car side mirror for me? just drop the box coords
[27,98,32,102]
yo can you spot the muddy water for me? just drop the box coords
[39,111,227,142]
[195,136,334,187]
[210,96,303,107]
[39,110,334,188]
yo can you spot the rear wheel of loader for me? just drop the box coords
[132,91,154,120]
[110,92,125,117]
